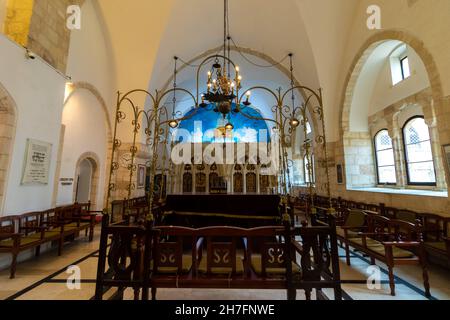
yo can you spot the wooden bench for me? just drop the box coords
[95,214,343,300]
[340,212,430,297]
[0,204,97,278]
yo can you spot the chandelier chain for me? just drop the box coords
[230,38,291,68]
[289,53,295,108]
[172,57,178,116]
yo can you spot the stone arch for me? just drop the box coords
[64,82,113,136]
[61,82,113,209]
[340,30,443,137]
[0,82,17,215]
[338,30,445,189]
[73,152,101,208]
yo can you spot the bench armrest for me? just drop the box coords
[59,216,91,225]
[86,211,103,214]
[79,214,97,223]
[19,226,46,231]
[0,233,20,241]
[291,240,303,254]
[41,221,61,228]
[0,233,21,247]
[340,226,367,230]
[358,232,392,237]
[382,241,421,247]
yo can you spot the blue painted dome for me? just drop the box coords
[175,104,271,143]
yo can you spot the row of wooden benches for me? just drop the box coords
[0,203,100,278]
[336,209,433,297]
[95,214,343,301]
[293,193,450,268]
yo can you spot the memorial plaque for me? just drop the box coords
[21,139,52,185]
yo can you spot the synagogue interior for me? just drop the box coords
[0,0,450,302]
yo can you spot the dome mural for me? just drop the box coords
[175,104,271,143]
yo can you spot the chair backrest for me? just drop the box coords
[365,203,381,213]
[41,208,60,228]
[420,213,449,241]
[18,212,43,236]
[345,209,366,228]
[152,226,196,275]
[388,219,422,242]
[396,210,418,224]
[366,214,391,241]
[0,215,19,235]
[382,206,397,219]
[77,202,91,214]
[153,226,288,277]
[242,226,287,277]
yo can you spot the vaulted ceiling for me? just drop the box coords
[93,0,361,140]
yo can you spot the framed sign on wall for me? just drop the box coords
[443,144,450,183]
[21,139,52,185]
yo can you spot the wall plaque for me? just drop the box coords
[21,139,52,185]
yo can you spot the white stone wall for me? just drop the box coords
[0,34,66,215]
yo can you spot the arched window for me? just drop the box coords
[374,130,397,184]
[403,117,436,185]
[304,154,315,184]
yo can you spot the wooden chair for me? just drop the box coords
[335,209,367,265]
[420,213,450,267]
[347,214,430,297]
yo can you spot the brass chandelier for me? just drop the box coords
[199,0,247,132]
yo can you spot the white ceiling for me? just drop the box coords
[93,0,360,140]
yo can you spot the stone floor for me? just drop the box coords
[0,227,449,300]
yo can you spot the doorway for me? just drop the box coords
[75,159,93,203]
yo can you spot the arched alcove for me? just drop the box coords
[73,153,100,208]
[56,85,110,210]
[339,30,446,191]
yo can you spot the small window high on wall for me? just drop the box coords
[390,44,411,85]
[403,117,436,186]
[374,130,396,184]
[400,56,411,80]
